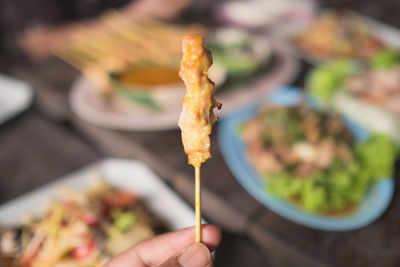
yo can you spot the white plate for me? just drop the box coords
[290,11,400,65]
[69,41,299,131]
[333,92,400,143]
[0,158,196,230]
[0,74,33,125]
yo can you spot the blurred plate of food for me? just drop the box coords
[0,74,33,125]
[214,0,315,36]
[306,49,400,143]
[218,87,397,231]
[290,10,400,64]
[64,21,298,130]
[0,158,196,266]
[208,27,272,80]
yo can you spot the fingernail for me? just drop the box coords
[178,243,211,267]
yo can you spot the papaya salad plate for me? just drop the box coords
[0,159,196,266]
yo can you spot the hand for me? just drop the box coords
[105,224,221,267]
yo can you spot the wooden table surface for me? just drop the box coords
[2,1,400,266]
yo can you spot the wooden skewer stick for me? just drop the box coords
[195,165,202,242]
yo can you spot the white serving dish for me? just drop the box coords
[333,91,400,143]
[0,158,196,230]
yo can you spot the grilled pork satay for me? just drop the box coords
[178,34,222,168]
[178,34,221,242]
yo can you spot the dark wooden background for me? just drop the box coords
[1,1,400,266]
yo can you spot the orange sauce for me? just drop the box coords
[119,67,181,87]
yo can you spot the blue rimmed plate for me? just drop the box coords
[218,86,394,231]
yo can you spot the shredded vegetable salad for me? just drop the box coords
[0,181,167,267]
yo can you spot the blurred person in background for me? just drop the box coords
[0,0,204,62]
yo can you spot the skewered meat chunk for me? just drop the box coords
[178,34,222,167]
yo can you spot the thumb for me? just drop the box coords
[159,242,213,267]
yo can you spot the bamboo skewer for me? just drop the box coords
[195,165,202,242]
